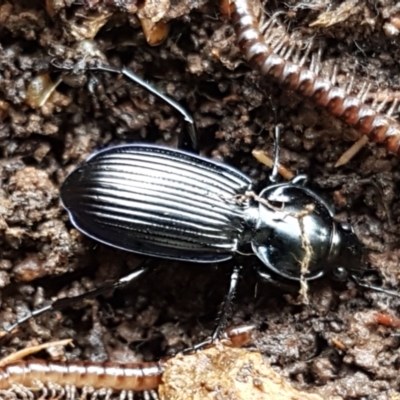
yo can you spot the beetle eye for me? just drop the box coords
[331,266,348,281]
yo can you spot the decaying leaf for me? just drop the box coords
[309,0,362,27]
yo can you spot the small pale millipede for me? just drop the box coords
[0,326,253,400]
[227,0,400,158]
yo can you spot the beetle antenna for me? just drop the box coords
[270,124,281,183]
[269,100,281,183]
[88,64,198,153]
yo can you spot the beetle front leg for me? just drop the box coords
[255,269,299,293]
[351,274,400,299]
[2,263,150,335]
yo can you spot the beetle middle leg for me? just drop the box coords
[211,265,241,341]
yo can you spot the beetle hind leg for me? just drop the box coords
[2,262,150,336]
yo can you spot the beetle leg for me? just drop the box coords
[255,269,299,292]
[290,174,308,186]
[269,125,281,183]
[87,64,198,153]
[3,265,149,335]
[211,265,241,342]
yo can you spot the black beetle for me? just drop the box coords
[60,143,361,283]
[3,64,367,338]
[56,64,366,339]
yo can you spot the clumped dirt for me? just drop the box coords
[1,0,400,399]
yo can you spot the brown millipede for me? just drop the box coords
[0,360,163,392]
[0,325,254,399]
[228,0,400,155]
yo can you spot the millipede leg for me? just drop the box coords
[81,386,94,400]
[143,390,159,400]
[0,391,16,400]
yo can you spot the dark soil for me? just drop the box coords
[1,0,400,399]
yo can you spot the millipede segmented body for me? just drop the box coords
[0,326,253,398]
[229,0,400,155]
[0,360,163,392]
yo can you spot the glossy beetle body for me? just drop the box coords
[61,144,361,282]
